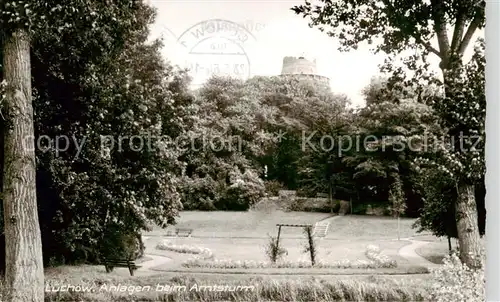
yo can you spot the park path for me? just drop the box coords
[139,236,173,272]
[397,238,440,270]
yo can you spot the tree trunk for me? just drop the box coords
[397,214,400,240]
[328,183,333,213]
[349,197,352,215]
[455,182,482,269]
[2,28,44,302]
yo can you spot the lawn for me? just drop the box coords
[144,210,332,238]
[415,241,449,264]
[324,215,426,240]
[141,212,433,275]
[415,236,486,264]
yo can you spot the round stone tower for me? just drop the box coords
[279,56,330,86]
[281,56,317,74]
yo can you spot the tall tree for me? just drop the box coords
[0,1,143,300]
[292,0,485,268]
[1,27,43,302]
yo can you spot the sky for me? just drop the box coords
[146,0,484,107]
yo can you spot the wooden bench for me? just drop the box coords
[103,258,141,276]
[166,227,193,237]
[175,228,193,237]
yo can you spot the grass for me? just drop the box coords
[135,256,153,264]
[415,237,486,265]
[140,213,435,277]
[324,215,425,240]
[415,241,449,264]
[39,265,431,301]
[44,264,429,282]
[144,214,418,270]
[145,210,332,238]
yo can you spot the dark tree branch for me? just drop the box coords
[458,12,482,57]
[450,11,466,53]
[415,36,442,58]
[431,0,451,60]
[380,0,441,58]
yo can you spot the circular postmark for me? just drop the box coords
[152,24,181,59]
[158,25,178,44]
[177,19,256,86]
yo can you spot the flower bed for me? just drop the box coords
[365,244,397,268]
[182,244,397,269]
[156,241,213,260]
[182,258,381,269]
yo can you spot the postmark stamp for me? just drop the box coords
[177,19,258,86]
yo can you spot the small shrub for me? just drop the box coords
[217,169,266,210]
[264,235,287,263]
[288,197,331,212]
[99,226,143,261]
[428,251,485,302]
[264,180,285,196]
[179,176,219,211]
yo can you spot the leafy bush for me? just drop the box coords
[179,176,220,211]
[218,169,266,210]
[288,197,331,212]
[264,180,285,196]
[99,226,144,261]
[413,168,458,238]
[428,252,485,302]
[265,235,288,263]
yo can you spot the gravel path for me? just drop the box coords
[397,238,441,270]
[139,236,173,272]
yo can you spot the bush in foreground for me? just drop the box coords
[428,252,485,302]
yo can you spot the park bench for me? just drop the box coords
[174,228,193,237]
[103,258,141,276]
[166,227,193,237]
